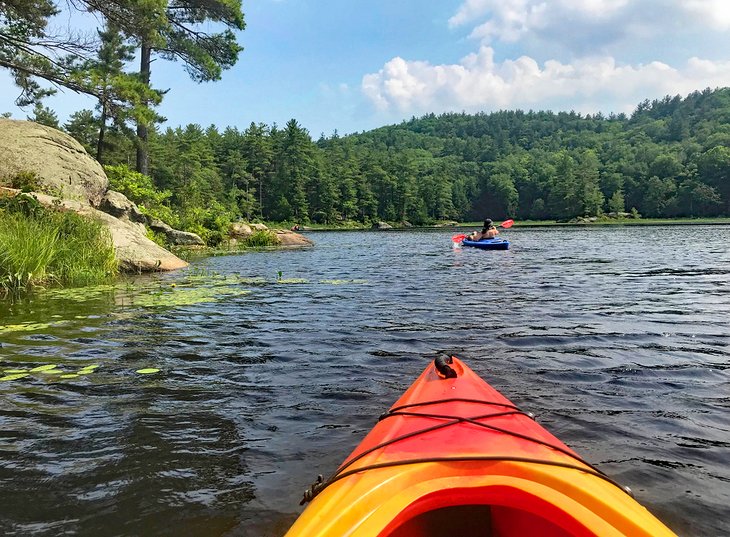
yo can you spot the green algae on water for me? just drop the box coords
[0,322,52,333]
[122,286,250,308]
[40,284,118,302]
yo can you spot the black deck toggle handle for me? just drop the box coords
[434,355,457,379]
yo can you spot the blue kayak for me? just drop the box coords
[462,238,510,250]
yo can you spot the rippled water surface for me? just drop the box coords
[1,226,729,536]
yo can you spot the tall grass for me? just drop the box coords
[241,229,279,247]
[0,195,118,293]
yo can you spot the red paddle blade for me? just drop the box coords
[452,234,466,242]
[500,219,514,229]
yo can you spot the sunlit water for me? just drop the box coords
[0,226,728,536]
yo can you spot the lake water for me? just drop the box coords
[0,226,728,536]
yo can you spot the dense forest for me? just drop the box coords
[3,4,730,244]
[39,87,729,242]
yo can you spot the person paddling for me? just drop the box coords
[466,219,499,241]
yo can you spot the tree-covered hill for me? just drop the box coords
[23,87,730,242]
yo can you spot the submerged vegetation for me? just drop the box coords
[0,194,118,293]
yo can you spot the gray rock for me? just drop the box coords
[148,217,204,246]
[166,229,205,246]
[98,190,147,235]
[99,190,144,221]
[148,218,173,234]
[229,222,253,237]
[373,221,392,230]
[274,230,314,247]
[0,119,108,205]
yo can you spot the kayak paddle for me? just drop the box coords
[451,219,515,242]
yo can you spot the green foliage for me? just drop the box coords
[104,164,176,225]
[241,229,279,247]
[86,87,730,233]
[608,190,626,214]
[64,109,99,154]
[177,202,235,246]
[27,102,59,128]
[0,194,117,293]
[8,171,41,192]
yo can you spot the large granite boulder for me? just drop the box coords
[0,119,108,205]
[274,229,314,247]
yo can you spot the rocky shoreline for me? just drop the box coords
[0,119,312,273]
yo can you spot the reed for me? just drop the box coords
[0,198,118,293]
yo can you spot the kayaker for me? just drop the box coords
[466,219,499,241]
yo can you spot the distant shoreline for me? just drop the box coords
[267,217,730,232]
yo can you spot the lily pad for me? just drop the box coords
[0,322,52,333]
[3,369,27,374]
[277,278,309,284]
[123,287,250,308]
[30,364,59,372]
[136,368,160,374]
[60,374,80,379]
[0,373,29,381]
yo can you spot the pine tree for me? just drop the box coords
[27,102,59,129]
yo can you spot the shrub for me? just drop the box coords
[10,171,41,192]
[104,164,177,227]
[242,229,279,247]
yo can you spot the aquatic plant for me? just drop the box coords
[0,195,118,293]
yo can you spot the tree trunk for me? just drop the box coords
[96,98,107,163]
[136,43,152,175]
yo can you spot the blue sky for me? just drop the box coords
[2,0,730,137]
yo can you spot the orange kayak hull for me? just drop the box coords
[286,357,676,537]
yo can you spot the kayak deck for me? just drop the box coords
[286,356,675,537]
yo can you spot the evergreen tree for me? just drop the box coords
[271,120,315,221]
[64,109,99,154]
[27,102,59,128]
[241,122,273,217]
[126,0,246,175]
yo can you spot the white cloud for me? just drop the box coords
[683,0,730,30]
[362,47,730,116]
[448,0,494,28]
[448,0,729,52]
